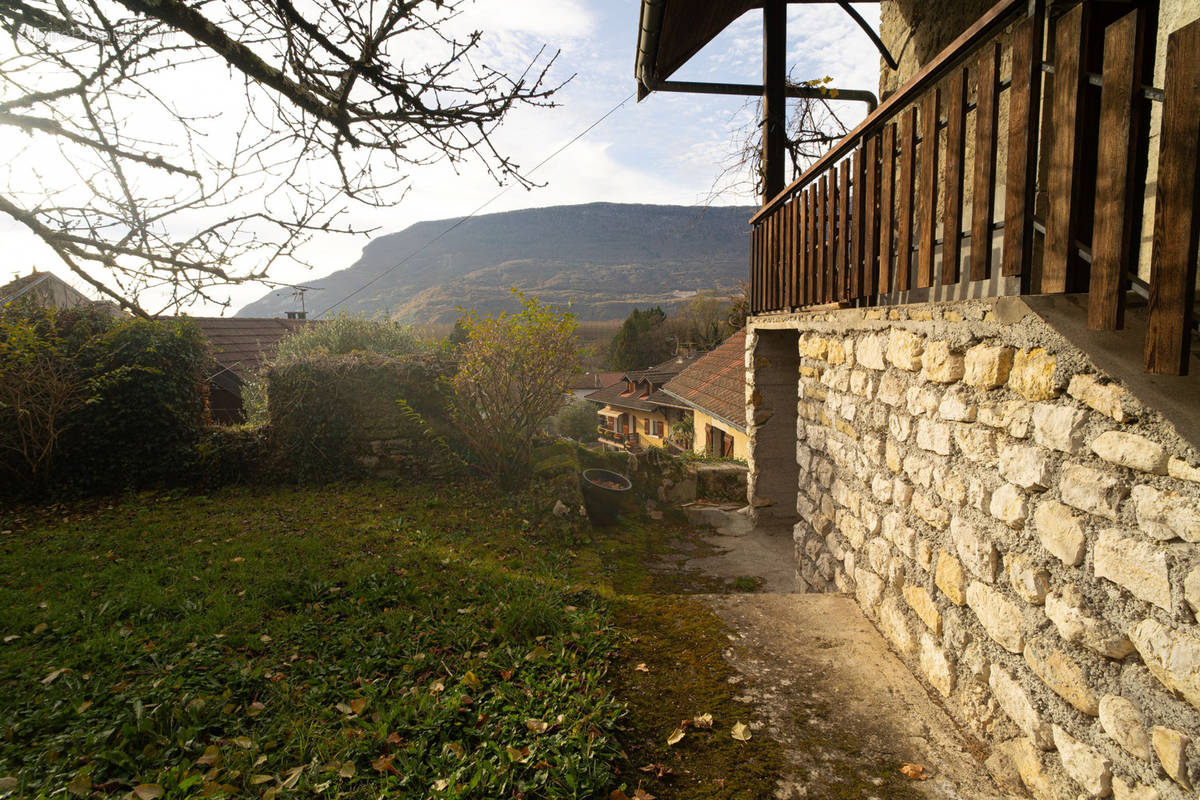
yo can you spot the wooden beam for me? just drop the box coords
[942,66,968,285]
[863,135,879,297]
[897,106,917,291]
[971,43,1000,282]
[1090,9,1143,331]
[1145,19,1200,375]
[762,0,787,203]
[879,123,895,293]
[838,160,851,300]
[917,88,940,288]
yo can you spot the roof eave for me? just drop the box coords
[659,387,748,434]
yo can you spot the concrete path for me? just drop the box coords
[652,515,1015,799]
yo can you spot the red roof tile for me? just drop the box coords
[661,329,746,431]
[189,317,312,380]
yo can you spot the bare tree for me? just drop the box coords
[709,74,850,202]
[0,0,562,315]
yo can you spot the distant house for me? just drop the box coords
[0,270,121,316]
[567,372,624,402]
[662,329,749,460]
[189,317,311,423]
[585,354,701,453]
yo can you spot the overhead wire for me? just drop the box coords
[315,91,637,318]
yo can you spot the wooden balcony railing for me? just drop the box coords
[748,0,1199,376]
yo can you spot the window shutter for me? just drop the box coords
[723,432,734,457]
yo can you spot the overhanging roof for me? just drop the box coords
[636,0,758,100]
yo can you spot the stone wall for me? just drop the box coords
[747,298,1200,799]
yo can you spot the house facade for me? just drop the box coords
[585,354,700,453]
[662,329,750,460]
[637,1,1200,798]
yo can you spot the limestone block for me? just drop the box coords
[996,738,1072,800]
[1010,348,1061,401]
[803,335,829,360]
[1031,404,1088,454]
[867,537,891,576]
[1007,553,1050,604]
[892,478,913,507]
[968,582,1026,653]
[922,340,966,383]
[955,424,998,463]
[964,343,1014,390]
[1094,530,1171,611]
[967,477,993,513]
[849,369,875,397]
[886,439,903,473]
[1091,431,1169,475]
[937,389,977,422]
[951,515,999,582]
[854,568,885,610]
[1098,694,1152,761]
[915,540,933,571]
[1129,618,1200,711]
[837,511,867,550]
[879,596,917,654]
[920,633,955,697]
[990,483,1030,529]
[857,332,888,370]
[827,338,848,365]
[981,399,1033,438]
[935,549,967,605]
[1111,778,1160,800]
[1024,639,1100,716]
[903,584,942,634]
[915,418,952,456]
[1060,465,1127,521]
[1034,501,1087,566]
[1045,586,1135,659]
[1151,726,1191,789]
[904,454,934,487]
[1186,567,1200,616]
[861,504,881,536]
[887,329,924,371]
[888,413,912,442]
[1168,457,1200,484]
[912,492,950,531]
[1068,374,1129,422]
[877,371,905,406]
[934,469,967,507]
[871,474,893,504]
[906,385,939,417]
[1131,485,1200,542]
[1052,725,1113,798]
[1000,444,1052,490]
[989,667,1053,749]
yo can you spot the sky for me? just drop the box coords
[0,0,882,316]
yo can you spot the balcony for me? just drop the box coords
[748,0,1199,376]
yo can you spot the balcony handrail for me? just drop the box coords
[750,0,1029,226]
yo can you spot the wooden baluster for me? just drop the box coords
[879,123,896,294]
[971,43,1001,282]
[1145,18,1200,375]
[918,88,940,288]
[851,147,864,302]
[863,136,880,298]
[838,160,851,301]
[817,174,828,303]
[825,170,837,303]
[1003,5,1046,281]
[1043,3,1089,293]
[1090,9,1142,331]
[942,66,968,285]
[897,106,917,291]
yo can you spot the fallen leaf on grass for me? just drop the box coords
[371,756,400,776]
[41,668,67,685]
[506,745,531,762]
[634,663,649,673]
[232,737,253,749]
[693,713,713,729]
[76,701,92,714]
[609,791,632,800]
[133,783,163,800]
[249,775,273,786]
[462,670,481,689]
[637,764,674,779]
[348,697,367,715]
[281,766,304,790]
[633,790,656,800]
[900,763,929,780]
[429,680,444,694]
[338,762,355,778]
[525,719,549,734]
[730,722,752,742]
[67,774,91,796]
[2,635,18,643]
[432,779,450,791]
[196,745,221,766]
[665,728,685,746]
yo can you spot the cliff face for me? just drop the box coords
[237,202,756,322]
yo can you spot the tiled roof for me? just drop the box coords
[661,329,746,432]
[584,353,703,412]
[626,352,705,384]
[568,371,624,390]
[189,317,311,380]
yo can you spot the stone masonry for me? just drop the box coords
[746,298,1200,800]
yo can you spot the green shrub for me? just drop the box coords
[267,352,459,482]
[551,399,599,442]
[273,313,421,363]
[194,425,270,487]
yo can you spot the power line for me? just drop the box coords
[315,92,636,318]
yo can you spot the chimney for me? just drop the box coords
[285,311,307,320]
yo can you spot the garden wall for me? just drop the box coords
[747,298,1200,799]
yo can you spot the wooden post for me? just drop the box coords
[897,106,917,291]
[971,43,1001,282]
[942,66,968,285]
[917,89,940,288]
[762,0,786,204]
[1002,3,1045,281]
[1145,19,1200,375]
[1090,10,1143,331]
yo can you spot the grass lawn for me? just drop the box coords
[1,479,781,799]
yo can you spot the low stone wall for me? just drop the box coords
[748,298,1200,799]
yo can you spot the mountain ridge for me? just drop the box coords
[236,202,756,322]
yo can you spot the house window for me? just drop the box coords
[643,418,650,435]
[650,420,664,437]
[705,424,734,457]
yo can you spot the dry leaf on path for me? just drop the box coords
[133,784,163,800]
[730,722,752,742]
[692,713,713,729]
[900,763,929,780]
[665,728,685,746]
[634,663,649,673]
